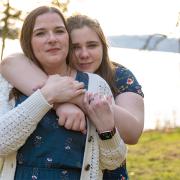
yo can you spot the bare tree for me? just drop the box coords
[0,0,22,60]
[51,0,70,13]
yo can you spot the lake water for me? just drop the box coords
[1,39,180,130]
[109,47,180,130]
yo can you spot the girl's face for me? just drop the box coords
[70,26,103,73]
[31,12,69,74]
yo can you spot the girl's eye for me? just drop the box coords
[72,45,81,50]
[88,44,98,48]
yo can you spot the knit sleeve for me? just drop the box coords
[0,75,52,156]
[87,73,127,170]
[98,131,127,170]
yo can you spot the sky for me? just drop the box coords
[4,0,180,36]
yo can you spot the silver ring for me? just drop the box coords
[89,98,94,104]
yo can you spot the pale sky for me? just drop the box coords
[6,0,180,36]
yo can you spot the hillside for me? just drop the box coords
[108,34,180,53]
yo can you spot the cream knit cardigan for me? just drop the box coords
[0,73,127,180]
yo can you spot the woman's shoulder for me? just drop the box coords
[84,72,113,97]
[75,71,89,90]
[85,72,106,82]
[77,71,103,81]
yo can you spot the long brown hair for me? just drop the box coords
[67,15,119,96]
[20,6,70,69]
[11,6,69,99]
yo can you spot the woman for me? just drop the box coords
[0,6,127,180]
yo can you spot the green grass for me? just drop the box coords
[127,128,180,180]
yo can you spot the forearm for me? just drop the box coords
[99,131,127,170]
[0,90,52,156]
[1,53,47,95]
[113,105,143,144]
[1,54,85,104]
[113,93,144,144]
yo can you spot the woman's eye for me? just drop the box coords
[56,29,65,34]
[35,32,45,36]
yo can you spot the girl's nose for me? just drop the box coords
[79,47,89,59]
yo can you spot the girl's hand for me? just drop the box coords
[83,92,115,133]
[55,103,86,133]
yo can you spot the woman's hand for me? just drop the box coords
[55,103,86,133]
[83,92,115,133]
[40,75,85,104]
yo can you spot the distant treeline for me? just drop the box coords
[107,34,180,53]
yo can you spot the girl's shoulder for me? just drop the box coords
[112,62,132,77]
[114,63,130,75]
[0,74,14,113]
[113,63,144,97]
[0,74,13,93]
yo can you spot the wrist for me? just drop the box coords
[96,121,115,133]
[97,126,116,140]
[70,94,84,110]
[40,87,54,105]
[53,103,60,110]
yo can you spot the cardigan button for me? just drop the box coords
[88,136,93,142]
[85,164,90,171]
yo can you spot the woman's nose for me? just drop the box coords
[47,32,57,43]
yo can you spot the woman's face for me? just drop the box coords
[31,12,69,73]
[70,26,103,73]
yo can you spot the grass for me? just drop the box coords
[127,127,180,180]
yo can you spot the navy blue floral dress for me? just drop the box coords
[14,71,88,180]
[103,64,144,180]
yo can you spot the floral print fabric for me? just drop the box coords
[103,64,144,180]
